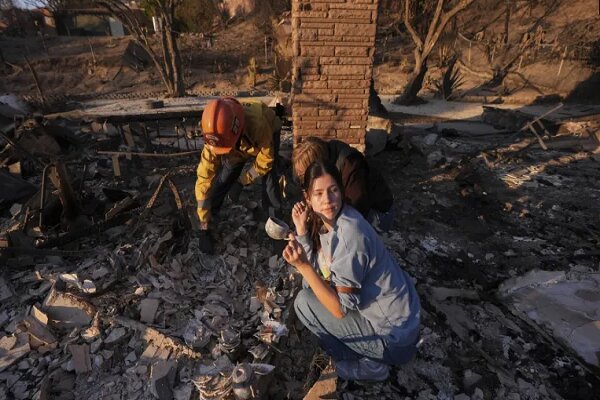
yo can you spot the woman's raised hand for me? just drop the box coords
[291,201,309,236]
[282,234,310,270]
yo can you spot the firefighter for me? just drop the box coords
[195,97,282,254]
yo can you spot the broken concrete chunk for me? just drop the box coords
[0,333,30,373]
[0,336,17,353]
[11,379,29,400]
[0,372,20,386]
[30,306,48,326]
[140,298,160,324]
[93,354,104,368]
[69,344,91,374]
[463,369,483,388]
[135,365,148,375]
[18,316,57,349]
[61,359,75,372]
[570,321,600,366]
[42,287,96,329]
[500,269,600,366]
[0,278,13,302]
[104,327,128,345]
[472,387,484,400]
[150,360,177,400]
[173,383,193,400]
[125,350,137,364]
[423,133,439,146]
[90,338,102,354]
[139,344,159,365]
[100,350,114,361]
[248,297,261,313]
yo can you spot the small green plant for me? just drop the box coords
[433,56,465,100]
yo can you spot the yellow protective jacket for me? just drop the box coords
[195,101,279,225]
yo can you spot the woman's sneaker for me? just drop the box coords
[335,358,390,382]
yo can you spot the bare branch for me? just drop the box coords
[423,0,444,50]
[403,0,423,50]
[423,0,474,59]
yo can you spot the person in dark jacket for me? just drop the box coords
[292,137,394,232]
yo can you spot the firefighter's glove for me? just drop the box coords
[227,181,244,204]
[198,230,215,255]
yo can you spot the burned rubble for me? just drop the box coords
[0,96,599,400]
[0,109,306,400]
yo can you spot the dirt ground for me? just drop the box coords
[0,20,281,100]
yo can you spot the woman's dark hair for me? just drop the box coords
[303,160,345,253]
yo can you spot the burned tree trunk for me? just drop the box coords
[393,0,474,105]
[395,57,429,105]
[160,16,185,97]
[167,34,185,97]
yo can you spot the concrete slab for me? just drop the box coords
[380,96,600,123]
[499,269,600,366]
[42,288,96,329]
[409,121,509,136]
[140,298,160,324]
[45,96,275,123]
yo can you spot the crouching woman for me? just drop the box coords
[282,161,421,382]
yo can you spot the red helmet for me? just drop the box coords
[201,97,245,155]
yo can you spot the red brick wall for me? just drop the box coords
[291,0,379,151]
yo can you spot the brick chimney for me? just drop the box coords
[291,0,379,151]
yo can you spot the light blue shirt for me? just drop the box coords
[297,205,421,345]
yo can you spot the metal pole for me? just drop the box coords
[39,164,52,229]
